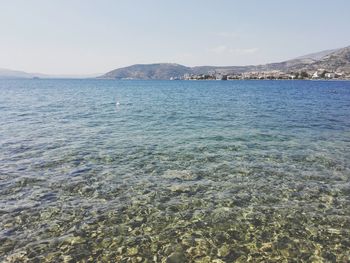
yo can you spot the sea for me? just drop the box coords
[1,79,350,262]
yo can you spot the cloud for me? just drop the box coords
[230,48,259,54]
[209,46,259,55]
[210,45,229,54]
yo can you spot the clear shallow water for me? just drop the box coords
[0,79,350,262]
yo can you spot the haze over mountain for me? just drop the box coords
[1,46,349,80]
[0,68,100,79]
[0,68,46,79]
[100,46,350,80]
[2,1,349,75]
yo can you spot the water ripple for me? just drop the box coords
[0,79,350,262]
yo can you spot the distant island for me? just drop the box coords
[100,46,350,80]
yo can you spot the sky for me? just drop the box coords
[0,0,350,75]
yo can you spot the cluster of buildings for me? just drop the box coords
[310,69,345,79]
[180,69,349,81]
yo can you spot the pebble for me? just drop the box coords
[127,247,138,256]
[217,244,230,257]
[166,251,186,263]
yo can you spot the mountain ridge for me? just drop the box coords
[0,68,101,79]
[1,46,349,79]
[100,46,350,79]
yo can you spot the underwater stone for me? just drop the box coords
[217,244,230,257]
[165,251,186,263]
[169,184,191,193]
[127,247,139,256]
[61,255,73,263]
[186,245,208,259]
[163,170,197,181]
[117,246,126,254]
[194,256,212,263]
[181,237,194,247]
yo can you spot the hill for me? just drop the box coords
[0,68,100,79]
[100,63,191,80]
[2,46,349,80]
[100,46,350,79]
[300,46,350,73]
[0,68,43,79]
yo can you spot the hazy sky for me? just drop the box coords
[1,0,349,74]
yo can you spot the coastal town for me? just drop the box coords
[179,69,350,81]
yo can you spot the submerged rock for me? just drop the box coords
[165,251,186,263]
[127,247,139,256]
[217,244,230,257]
[163,170,197,181]
[169,184,192,193]
[192,256,212,263]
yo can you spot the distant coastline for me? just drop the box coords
[180,70,347,81]
[100,46,350,80]
[1,46,350,81]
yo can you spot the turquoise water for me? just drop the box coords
[1,79,350,262]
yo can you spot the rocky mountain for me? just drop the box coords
[299,46,350,73]
[2,46,349,80]
[294,48,338,61]
[101,46,350,79]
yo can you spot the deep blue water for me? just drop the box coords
[1,79,350,262]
